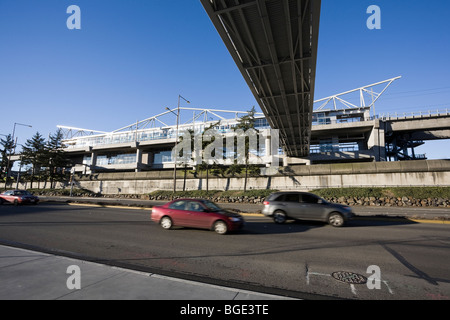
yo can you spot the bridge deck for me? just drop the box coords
[201,0,321,157]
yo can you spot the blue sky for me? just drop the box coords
[0,0,449,159]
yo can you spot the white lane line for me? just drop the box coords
[383,280,394,295]
[350,284,357,295]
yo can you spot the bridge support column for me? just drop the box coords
[135,148,143,172]
[368,120,386,161]
[90,151,97,173]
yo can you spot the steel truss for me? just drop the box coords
[58,107,265,140]
[314,76,402,115]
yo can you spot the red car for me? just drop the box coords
[0,190,39,205]
[151,198,245,235]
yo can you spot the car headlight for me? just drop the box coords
[228,217,241,222]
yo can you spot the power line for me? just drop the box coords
[384,85,450,96]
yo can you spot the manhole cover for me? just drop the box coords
[331,271,367,284]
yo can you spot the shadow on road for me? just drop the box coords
[238,220,322,235]
[236,216,419,235]
[145,216,419,236]
[349,216,419,227]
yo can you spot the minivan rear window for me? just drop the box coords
[269,193,300,202]
[269,194,284,201]
[284,194,300,202]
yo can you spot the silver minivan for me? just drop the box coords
[262,192,354,227]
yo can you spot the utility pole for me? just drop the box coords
[166,95,190,198]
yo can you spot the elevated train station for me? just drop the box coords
[57,100,450,174]
[8,0,450,175]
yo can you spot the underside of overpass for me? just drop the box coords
[200,0,321,158]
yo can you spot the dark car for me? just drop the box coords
[151,198,245,235]
[0,190,39,206]
[262,191,354,227]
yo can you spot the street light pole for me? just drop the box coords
[167,95,190,198]
[16,154,23,190]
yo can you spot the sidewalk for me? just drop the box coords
[0,245,293,300]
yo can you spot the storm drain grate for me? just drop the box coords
[331,271,367,284]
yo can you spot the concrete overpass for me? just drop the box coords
[200,0,321,158]
[382,110,450,161]
[383,111,450,141]
[307,108,450,163]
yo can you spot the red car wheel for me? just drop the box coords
[160,216,173,230]
[213,220,228,235]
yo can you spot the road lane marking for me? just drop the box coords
[67,203,152,211]
[350,284,357,295]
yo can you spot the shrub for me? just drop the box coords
[312,187,450,200]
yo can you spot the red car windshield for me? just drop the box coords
[200,200,222,212]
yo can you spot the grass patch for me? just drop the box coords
[149,189,277,199]
[24,187,450,201]
[27,188,97,197]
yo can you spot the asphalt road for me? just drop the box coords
[39,195,450,220]
[0,203,449,300]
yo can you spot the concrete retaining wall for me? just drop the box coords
[21,159,448,195]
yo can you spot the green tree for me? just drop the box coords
[226,162,242,177]
[210,163,226,177]
[45,129,68,188]
[1,134,15,186]
[186,121,220,191]
[21,132,46,189]
[197,121,221,192]
[176,129,194,192]
[235,106,259,192]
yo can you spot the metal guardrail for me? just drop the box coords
[380,109,449,120]
[312,109,450,126]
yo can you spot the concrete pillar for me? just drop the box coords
[367,120,386,161]
[332,136,339,152]
[283,155,288,167]
[147,151,154,168]
[90,151,97,173]
[269,128,280,167]
[135,148,142,172]
[264,133,271,157]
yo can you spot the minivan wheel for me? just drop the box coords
[328,212,344,227]
[273,210,287,224]
[160,216,173,230]
[214,220,228,235]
